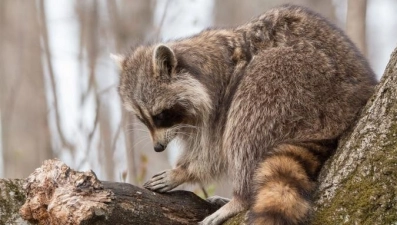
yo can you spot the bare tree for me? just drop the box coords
[346,0,368,56]
[38,0,75,155]
[0,0,52,178]
[74,0,116,181]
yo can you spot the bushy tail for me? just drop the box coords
[247,141,335,225]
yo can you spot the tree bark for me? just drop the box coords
[1,47,397,224]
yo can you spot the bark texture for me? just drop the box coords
[0,179,29,225]
[1,47,397,225]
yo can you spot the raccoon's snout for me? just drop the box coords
[154,143,166,152]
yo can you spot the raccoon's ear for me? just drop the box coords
[110,53,125,70]
[153,44,177,78]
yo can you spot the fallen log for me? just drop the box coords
[1,159,219,225]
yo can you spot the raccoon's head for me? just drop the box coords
[114,44,212,152]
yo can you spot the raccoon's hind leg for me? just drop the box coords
[247,143,331,225]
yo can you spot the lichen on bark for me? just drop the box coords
[0,179,31,224]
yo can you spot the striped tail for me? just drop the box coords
[247,140,336,225]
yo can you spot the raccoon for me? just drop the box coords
[115,4,377,225]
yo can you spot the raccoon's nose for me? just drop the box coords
[154,143,166,152]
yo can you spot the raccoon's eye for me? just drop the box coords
[152,106,184,128]
[153,112,164,123]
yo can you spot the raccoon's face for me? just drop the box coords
[117,44,212,152]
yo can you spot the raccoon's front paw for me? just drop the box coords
[206,196,230,208]
[143,170,179,193]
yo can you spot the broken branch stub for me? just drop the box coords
[19,159,114,224]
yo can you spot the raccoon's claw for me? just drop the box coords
[206,196,230,208]
[143,170,178,192]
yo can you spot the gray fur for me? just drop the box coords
[118,5,376,225]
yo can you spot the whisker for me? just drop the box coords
[173,132,193,139]
[125,128,150,134]
[140,140,153,151]
[131,137,151,152]
[125,123,148,129]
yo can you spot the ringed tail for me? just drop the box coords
[247,140,336,225]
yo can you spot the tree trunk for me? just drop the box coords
[346,0,368,56]
[1,46,397,224]
[311,48,397,223]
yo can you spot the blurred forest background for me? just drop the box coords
[0,0,396,197]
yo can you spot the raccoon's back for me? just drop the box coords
[238,4,376,85]
[230,4,377,143]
